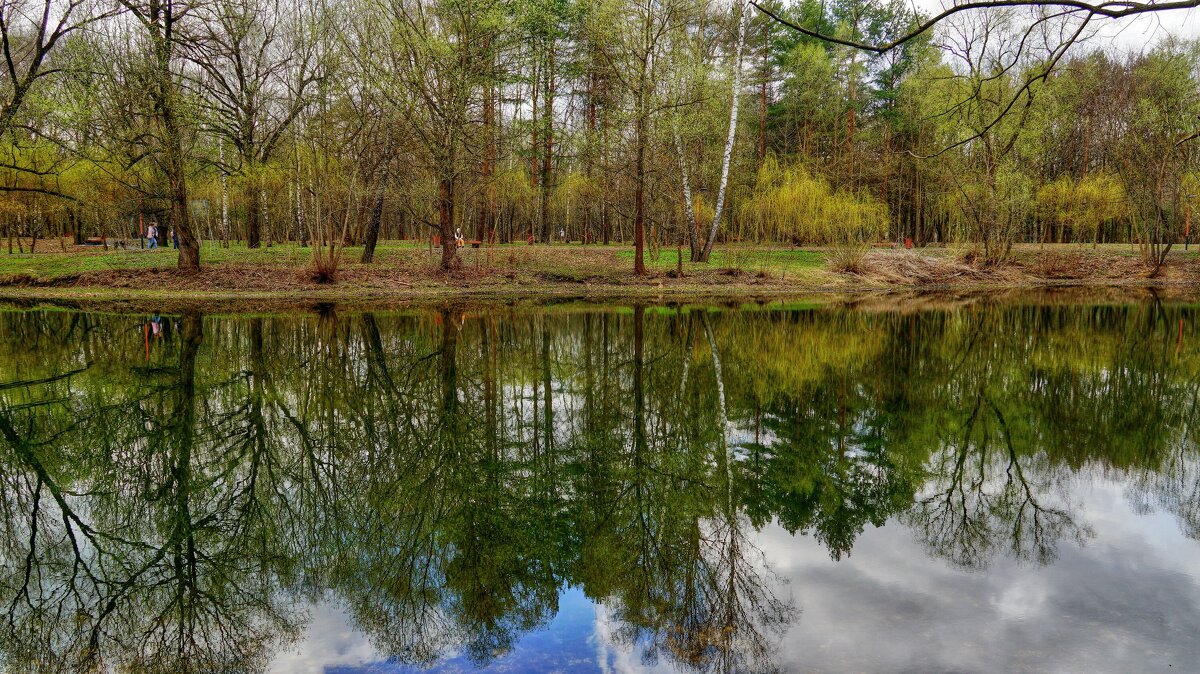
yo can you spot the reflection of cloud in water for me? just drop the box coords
[270,475,1200,673]
[269,603,381,674]
[754,477,1200,673]
[275,590,603,673]
[592,604,687,674]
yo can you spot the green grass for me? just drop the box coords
[0,240,441,280]
[0,240,831,284]
[615,247,826,274]
[0,246,175,277]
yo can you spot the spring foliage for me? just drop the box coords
[738,157,887,245]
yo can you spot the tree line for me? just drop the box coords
[0,0,1199,273]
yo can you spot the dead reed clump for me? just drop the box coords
[1028,251,1084,279]
[825,244,870,274]
[0,273,38,286]
[856,250,1009,285]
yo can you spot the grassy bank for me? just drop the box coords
[0,239,1197,305]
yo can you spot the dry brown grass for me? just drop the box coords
[855,251,1015,285]
[1019,250,1154,281]
[825,244,870,274]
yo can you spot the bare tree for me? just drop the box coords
[115,0,203,271]
[0,0,113,195]
[346,0,501,271]
[188,0,323,248]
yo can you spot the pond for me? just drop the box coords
[0,296,1198,673]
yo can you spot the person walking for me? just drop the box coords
[146,223,159,249]
[169,227,178,249]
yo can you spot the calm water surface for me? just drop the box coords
[1,297,1199,673]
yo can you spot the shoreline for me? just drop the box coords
[1,244,1199,312]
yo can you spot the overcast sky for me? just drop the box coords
[909,0,1200,53]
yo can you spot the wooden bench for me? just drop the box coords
[83,237,105,246]
[469,240,482,248]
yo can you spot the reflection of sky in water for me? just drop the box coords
[277,589,603,674]
[271,477,1200,674]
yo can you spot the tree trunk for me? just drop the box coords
[478,72,495,242]
[674,116,700,261]
[699,0,749,263]
[438,175,457,271]
[70,209,82,245]
[361,183,384,263]
[634,132,646,275]
[219,143,230,246]
[633,51,648,275]
[541,43,554,243]
[247,170,261,248]
[759,68,767,167]
[530,57,540,241]
[148,0,199,273]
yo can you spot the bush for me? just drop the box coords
[308,241,342,284]
[826,243,869,273]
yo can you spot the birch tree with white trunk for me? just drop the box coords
[674,112,699,259]
[699,0,749,263]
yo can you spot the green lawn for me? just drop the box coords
[615,247,826,273]
[0,240,833,283]
[0,241,436,280]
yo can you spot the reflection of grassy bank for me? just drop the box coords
[0,241,1198,303]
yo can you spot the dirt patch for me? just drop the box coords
[58,264,319,291]
[1018,250,1158,281]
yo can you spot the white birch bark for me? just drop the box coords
[700,0,749,262]
[703,314,734,503]
[219,143,229,245]
[294,137,306,244]
[673,113,699,256]
[260,188,269,245]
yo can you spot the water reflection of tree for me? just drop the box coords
[0,302,1199,671]
[0,312,299,673]
[904,397,1091,569]
[730,310,921,561]
[896,305,1200,567]
[576,308,794,674]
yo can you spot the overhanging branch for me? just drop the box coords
[750,0,1199,54]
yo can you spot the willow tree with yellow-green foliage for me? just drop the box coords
[738,157,886,266]
[1036,173,1129,247]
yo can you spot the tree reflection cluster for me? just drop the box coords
[0,300,1197,673]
